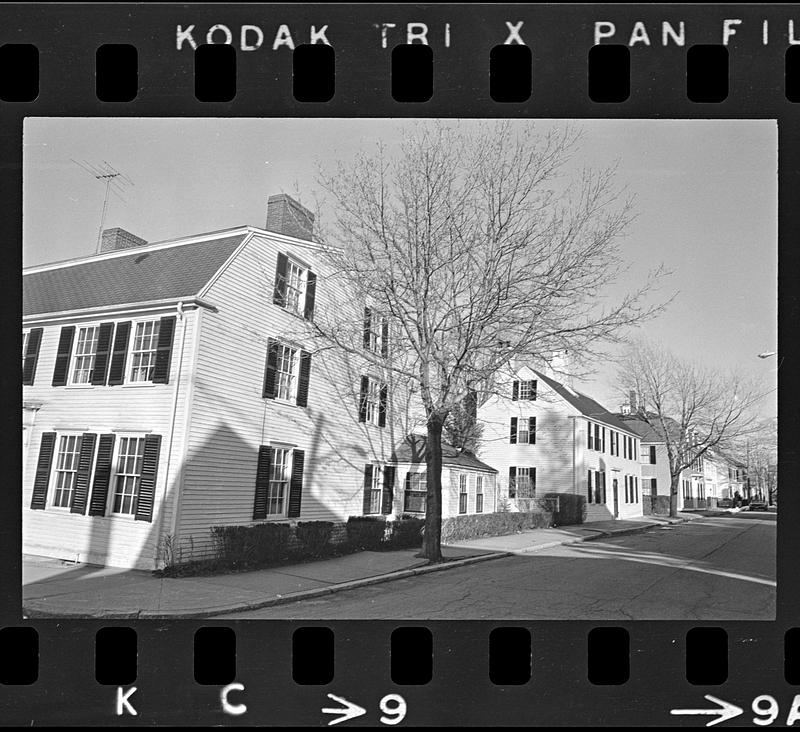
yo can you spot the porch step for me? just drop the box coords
[585,504,614,522]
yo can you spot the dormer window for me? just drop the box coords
[273,252,317,321]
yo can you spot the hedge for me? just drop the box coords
[346,516,388,551]
[543,493,586,526]
[295,521,334,558]
[210,523,293,568]
[440,510,552,544]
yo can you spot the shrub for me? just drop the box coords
[211,523,293,567]
[543,493,586,526]
[346,516,388,550]
[440,510,551,543]
[386,516,425,549]
[296,521,334,558]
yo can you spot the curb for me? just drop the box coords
[23,550,511,620]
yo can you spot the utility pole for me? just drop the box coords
[71,159,134,253]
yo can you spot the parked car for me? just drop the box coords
[718,498,733,509]
[748,499,768,511]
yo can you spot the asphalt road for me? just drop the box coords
[220,513,776,620]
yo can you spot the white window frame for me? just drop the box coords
[274,343,300,402]
[367,464,383,515]
[68,325,100,385]
[514,467,535,499]
[517,418,530,445]
[405,471,427,513]
[50,432,83,510]
[363,376,382,426]
[519,379,536,400]
[109,434,148,517]
[458,473,468,514]
[22,330,29,370]
[365,310,387,355]
[267,447,292,517]
[128,319,161,384]
[283,258,308,315]
[475,475,484,513]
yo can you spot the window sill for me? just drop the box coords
[64,385,95,390]
[121,382,157,388]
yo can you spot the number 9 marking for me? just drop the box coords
[380,694,407,725]
[752,695,779,726]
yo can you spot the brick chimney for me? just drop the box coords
[100,227,147,253]
[629,389,638,413]
[265,193,314,241]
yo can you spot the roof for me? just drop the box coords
[532,370,638,435]
[390,434,498,473]
[23,232,249,317]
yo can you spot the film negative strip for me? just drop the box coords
[1,2,797,726]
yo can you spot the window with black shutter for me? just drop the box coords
[30,432,57,510]
[273,252,289,307]
[263,339,279,399]
[358,375,369,422]
[303,271,317,321]
[649,445,657,464]
[510,417,518,444]
[22,327,43,386]
[588,421,594,450]
[529,417,536,444]
[378,384,388,427]
[512,381,519,401]
[70,433,97,515]
[363,307,372,350]
[363,463,376,515]
[287,449,305,518]
[252,445,273,520]
[107,321,131,386]
[381,318,389,358]
[382,465,395,515]
[51,326,75,386]
[88,434,116,516]
[151,316,176,384]
[91,322,115,386]
[134,434,162,522]
[296,351,312,407]
[587,470,594,503]
[508,466,517,499]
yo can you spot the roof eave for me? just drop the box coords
[23,295,218,324]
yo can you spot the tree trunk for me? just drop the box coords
[669,473,679,518]
[419,413,444,563]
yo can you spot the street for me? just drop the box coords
[219,513,775,620]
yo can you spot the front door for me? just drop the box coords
[612,478,619,518]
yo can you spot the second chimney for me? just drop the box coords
[100,227,148,253]
[629,389,638,413]
[265,193,314,241]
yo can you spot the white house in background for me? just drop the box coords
[22,194,416,570]
[389,435,498,518]
[477,367,644,521]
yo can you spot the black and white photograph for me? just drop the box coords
[22,116,777,622]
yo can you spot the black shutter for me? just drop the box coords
[587,470,593,502]
[531,467,537,495]
[252,446,273,520]
[51,326,75,386]
[363,307,372,349]
[381,318,389,358]
[262,339,279,399]
[602,427,606,453]
[22,327,43,386]
[382,465,395,515]
[30,432,57,510]
[508,466,516,497]
[70,433,97,515]
[107,321,131,385]
[404,472,411,512]
[378,383,388,427]
[529,417,536,444]
[358,376,369,422]
[296,351,312,407]
[134,434,162,522]
[304,271,317,321]
[601,472,607,503]
[89,434,116,516]
[90,322,115,386]
[510,417,517,444]
[362,463,374,514]
[287,449,304,518]
[273,252,288,306]
[652,478,657,493]
[588,422,593,450]
[152,316,176,384]
[512,381,519,401]
[531,380,537,400]
[650,445,656,464]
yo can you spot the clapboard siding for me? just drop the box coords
[177,234,413,559]
[22,309,197,569]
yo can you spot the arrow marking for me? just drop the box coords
[322,693,367,726]
[671,694,744,727]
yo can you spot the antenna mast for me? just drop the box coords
[71,160,134,253]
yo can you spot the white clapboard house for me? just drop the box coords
[477,366,645,521]
[22,194,419,569]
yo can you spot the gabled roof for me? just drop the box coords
[23,231,250,317]
[532,370,637,435]
[390,434,498,473]
[615,413,687,444]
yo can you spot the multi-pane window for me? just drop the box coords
[130,320,160,383]
[71,326,99,384]
[111,437,146,515]
[275,344,298,400]
[268,447,291,516]
[458,474,468,514]
[368,465,383,514]
[52,435,81,508]
[514,417,536,445]
[518,380,537,400]
[284,260,306,314]
[363,377,381,425]
[405,472,427,513]
[476,475,484,513]
[364,308,387,355]
[513,467,535,499]
[588,422,594,450]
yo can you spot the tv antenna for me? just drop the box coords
[71,159,135,253]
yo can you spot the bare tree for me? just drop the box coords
[311,121,666,561]
[617,339,764,517]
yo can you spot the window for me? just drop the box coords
[588,422,594,450]
[511,417,536,445]
[363,307,388,356]
[275,343,298,401]
[510,466,535,499]
[363,378,380,424]
[284,259,306,313]
[518,380,537,400]
[635,477,639,503]
[646,444,656,464]
[22,331,28,369]
[594,424,602,452]
[368,465,383,514]
[111,436,146,515]
[587,470,594,503]
[476,475,484,513]
[359,376,387,427]
[458,474,468,514]
[52,435,81,508]
[70,326,99,384]
[404,472,426,513]
[268,447,291,516]
[129,320,160,383]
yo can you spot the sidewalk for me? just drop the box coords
[22,513,694,619]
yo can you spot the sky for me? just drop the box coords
[22,117,778,419]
